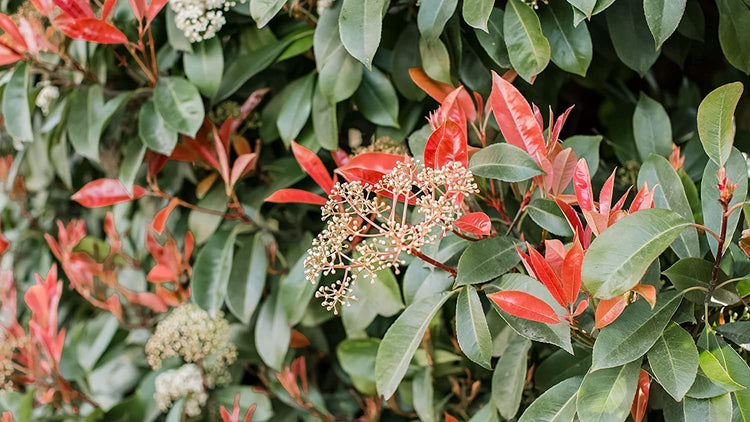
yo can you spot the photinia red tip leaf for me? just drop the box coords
[561,237,584,305]
[488,290,560,324]
[631,370,650,422]
[265,189,327,205]
[631,284,656,308]
[291,141,334,194]
[56,17,128,44]
[423,120,467,169]
[595,295,628,329]
[152,198,179,235]
[334,152,407,186]
[526,245,567,308]
[454,212,491,236]
[72,179,147,208]
[573,158,594,212]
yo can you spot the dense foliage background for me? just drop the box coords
[0,0,750,421]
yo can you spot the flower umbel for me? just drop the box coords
[169,0,247,42]
[154,363,208,416]
[305,160,478,313]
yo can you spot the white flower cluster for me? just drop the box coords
[154,363,208,416]
[169,0,247,42]
[35,81,59,116]
[305,160,478,313]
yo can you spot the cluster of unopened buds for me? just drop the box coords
[305,160,478,313]
[169,0,248,42]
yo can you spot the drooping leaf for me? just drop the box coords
[663,394,734,422]
[338,0,387,68]
[491,333,531,419]
[353,67,400,128]
[337,338,380,395]
[2,62,32,143]
[138,100,178,155]
[715,0,750,75]
[183,37,223,97]
[644,0,687,49]
[475,8,510,68]
[277,73,315,145]
[191,226,239,316]
[419,36,452,85]
[311,83,339,150]
[504,0,551,82]
[540,1,592,77]
[250,0,286,28]
[153,77,205,137]
[606,0,660,75]
[417,0,458,41]
[279,253,319,326]
[647,322,699,401]
[463,0,494,31]
[413,366,436,422]
[226,234,267,324]
[696,82,743,167]
[633,93,673,161]
[254,293,290,371]
[576,361,641,422]
[456,286,493,369]
[518,376,583,422]
[67,85,130,161]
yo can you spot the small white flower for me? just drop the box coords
[35,81,59,116]
[169,0,246,43]
[154,363,208,416]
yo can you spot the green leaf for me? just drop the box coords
[644,0,687,49]
[701,148,748,256]
[463,0,494,31]
[527,198,575,237]
[315,1,363,104]
[312,82,339,150]
[67,86,130,161]
[419,36,452,84]
[592,291,682,370]
[647,322,699,401]
[339,0,387,68]
[154,77,204,137]
[504,0,551,82]
[715,322,750,351]
[375,290,457,399]
[716,0,750,75]
[251,0,286,28]
[697,82,744,166]
[492,333,531,419]
[337,338,380,395]
[75,313,120,371]
[677,0,705,41]
[279,253,318,326]
[165,397,185,422]
[342,266,404,334]
[277,73,315,145]
[254,293,290,371]
[456,286,493,369]
[456,236,520,286]
[166,7,192,52]
[353,66,400,128]
[535,347,592,391]
[413,366,436,422]
[581,208,689,299]
[226,234,267,324]
[188,185,227,244]
[567,0,596,18]
[119,137,146,195]
[576,361,641,422]
[518,376,583,422]
[633,93,673,161]
[392,25,426,101]
[663,258,740,306]
[191,226,238,316]
[2,62,32,143]
[637,154,699,259]
[418,0,458,41]
[697,329,746,392]
[485,274,573,354]
[213,386,274,421]
[686,370,734,399]
[475,8,510,68]
[606,0,660,75]
[214,41,289,103]
[138,100,178,155]
[664,394,733,421]
[562,135,602,174]
[183,37,223,97]
[540,1,592,77]
[469,143,544,182]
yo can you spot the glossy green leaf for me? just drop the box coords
[637,154,699,259]
[183,37,223,97]
[315,2,363,104]
[277,73,315,145]
[188,185,227,244]
[251,0,286,28]
[392,25,426,101]
[418,0,457,41]
[664,394,733,421]
[469,143,544,182]
[492,333,531,419]
[413,366,436,422]
[697,329,746,392]
[226,234,267,324]
[312,82,339,150]
[342,266,404,334]
[633,93,673,161]
[701,148,748,256]
[138,100,178,155]
[353,67,400,128]
[3,62,32,143]
[697,82,744,166]
[540,1,592,77]
[663,258,740,306]
[535,347,592,391]
[504,0,551,82]
[375,290,457,399]
[527,198,575,237]
[576,361,641,422]
[337,338,380,395]
[715,322,750,352]
[419,37,452,84]
[339,0,387,68]
[154,77,204,137]
[456,236,519,286]
[562,135,602,174]
[68,85,130,161]
[475,8,510,68]
[279,253,318,326]
[456,286,493,369]
[716,0,750,75]
[518,376,583,422]
[592,291,681,370]
[606,0,660,75]
[463,0,494,31]
[647,322,699,401]
[191,226,239,316]
[254,293,290,371]
[118,137,146,195]
[582,209,688,298]
[644,0,687,49]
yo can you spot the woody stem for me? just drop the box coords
[705,201,729,306]
[410,248,457,276]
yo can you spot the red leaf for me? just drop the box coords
[408,67,476,122]
[146,151,168,179]
[145,0,168,24]
[631,284,656,308]
[630,370,650,422]
[454,212,491,236]
[444,413,459,422]
[550,105,574,145]
[549,147,577,196]
[229,153,257,188]
[152,198,179,235]
[532,103,544,131]
[128,0,146,20]
[330,149,350,167]
[291,141,334,194]
[101,0,117,19]
[599,169,617,218]
[0,15,27,49]
[424,120,467,169]
[489,71,546,163]
[573,159,594,212]
[629,182,655,212]
[72,179,147,207]
[571,300,588,317]
[265,189,327,205]
[561,237,584,305]
[595,295,628,329]
[487,290,560,324]
[526,245,567,308]
[52,0,94,19]
[334,152,407,186]
[58,17,128,44]
[554,198,586,246]
[289,329,311,348]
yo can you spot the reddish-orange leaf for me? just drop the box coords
[128,0,146,20]
[145,0,168,24]
[526,245,567,308]
[196,173,219,199]
[631,284,656,308]
[265,189,327,205]
[59,18,128,44]
[573,158,594,212]
[101,0,117,19]
[489,71,546,162]
[550,105,574,145]
[630,370,650,422]
[330,149,350,167]
[599,169,617,218]
[454,212,491,236]
[581,209,609,237]
[289,329,311,348]
[229,153,257,188]
[408,68,476,122]
[0,15,27,48]
[444,413,459,422]
[487,290,560,324]
[571,300,588,317]
[561,237,584,305]
[291,141,334,194]
[334,152,407,186]
[629,182,655,212]
[72,179,146,208]
[595,295,628,329]
[424,120,467,169]
[544,239,566,274]
[146,151,168,179]
[152,198,179,235]
[550,147,577,196]
[554,198,586,245]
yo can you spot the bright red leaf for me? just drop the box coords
[573,159,594,212]
[488,290,560,324]
[454,212,491,236]
[334,152,407,186]
[561,237,584,305]
[524,245,567,308]
[265,189,327,206]
[631,370,650,422]
[408,68,476,122]
[152,198,179,235]
[56,17,128,44]
[72,179,147,208]
[291,141,334,193]
[423,120,467,169]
